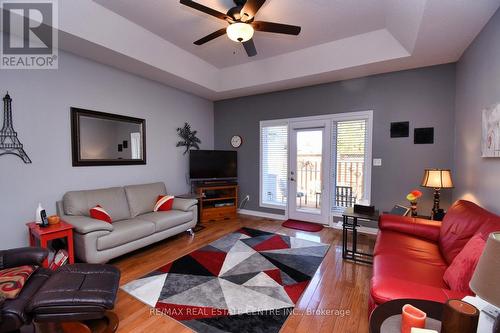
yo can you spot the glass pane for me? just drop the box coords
[332,120,367,213]
[261,125,288,206]
[296,130,322,214]
[79,116,143,160]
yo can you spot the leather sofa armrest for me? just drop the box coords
[173,198,197,212]
[62,215,114,234]
[0,247,48,269]
[379,214,441,242]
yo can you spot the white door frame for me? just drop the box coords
[259,110,373,222]
[288,119,332,224]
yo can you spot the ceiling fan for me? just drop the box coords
[180,0,301,57]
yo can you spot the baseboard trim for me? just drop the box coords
[332,221,379,235]
[237,209,287,221]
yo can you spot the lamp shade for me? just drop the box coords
[421,169,454,188]
[226,23,254,43]
[469,232,500,307]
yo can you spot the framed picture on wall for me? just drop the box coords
[482,103,500,157]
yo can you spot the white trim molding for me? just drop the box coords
[238,209,287,221]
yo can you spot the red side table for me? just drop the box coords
[26,221,75,268]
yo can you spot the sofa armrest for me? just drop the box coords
[173,198,197,212]
[0,247,48,269]
[62,215,114,234]
[379,214,441,242]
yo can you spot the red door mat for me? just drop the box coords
[282,219,324,232]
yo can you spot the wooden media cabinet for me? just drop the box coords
[196,184,238,222]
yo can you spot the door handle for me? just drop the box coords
[290,177,295,181]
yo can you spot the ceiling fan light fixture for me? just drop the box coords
[226,22,254,42]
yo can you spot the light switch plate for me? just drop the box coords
[373,158,382,166]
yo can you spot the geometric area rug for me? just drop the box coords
[122,227,330,333]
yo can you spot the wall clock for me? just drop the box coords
[231,135,242,148]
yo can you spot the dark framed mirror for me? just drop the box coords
[71,108,146,166]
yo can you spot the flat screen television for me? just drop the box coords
[189,150,237,180]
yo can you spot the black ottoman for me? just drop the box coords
[27,264,120,332]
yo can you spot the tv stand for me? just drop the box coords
[195,184,238,222]
[192,180,238,188]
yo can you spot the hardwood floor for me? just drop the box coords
[111,215,375,333]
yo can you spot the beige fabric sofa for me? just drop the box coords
[56,182,197,264]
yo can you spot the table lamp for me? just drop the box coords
[420,169,454,219]
[469,232,500,333]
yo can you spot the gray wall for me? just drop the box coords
[454,8,500,214]
[214,64,456,217]
[0,48,213,249]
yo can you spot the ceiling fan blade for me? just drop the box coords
[252,21,301,35]
[194,28,227,45]
[243,39,257,57]
[240,0,266,21]
[180,0,230,21]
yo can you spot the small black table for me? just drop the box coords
[369,299,443,333]
[342,207,379,264]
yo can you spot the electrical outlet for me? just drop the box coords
[373,158,382,166]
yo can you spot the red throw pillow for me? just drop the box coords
[89,205,112,223]
[0,265,35,299]
[154,195,174,212]
[443,234,486,293]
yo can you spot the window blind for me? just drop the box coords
[261,125,288,207]
[332,119,368,214]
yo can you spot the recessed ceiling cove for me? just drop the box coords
[46,1,500,99]
[94,0,387,68]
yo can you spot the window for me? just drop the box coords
[259,111,372,215]
[331,119,370,214]
[130,132,142,159]
[260,123,288,208]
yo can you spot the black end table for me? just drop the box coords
[342,207,379,264]
[369,299,443,333]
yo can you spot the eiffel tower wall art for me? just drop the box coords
[0,92,32,163]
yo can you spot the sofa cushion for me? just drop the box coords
[370,275,469,306]
[97,219,155,251]
[439,200,499,264]
[374,253,448,288]
[0,268,51,332]
[374,230,447,267]
[89,205,113,224]
[373,230,448,269]
[0,266,35,299]
[478,214,500,240]
[139,210,193,232]
[124,183,167,217]
[443,234,486,293]
[153,195,174,212]
[63,187,130,222]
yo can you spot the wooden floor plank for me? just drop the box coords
[110,215,375,333]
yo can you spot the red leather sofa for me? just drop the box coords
[369,200,500,313]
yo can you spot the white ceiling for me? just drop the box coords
[5,0,500,100]
[93,0,388,69]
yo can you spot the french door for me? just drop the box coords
[288,120,331,224]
